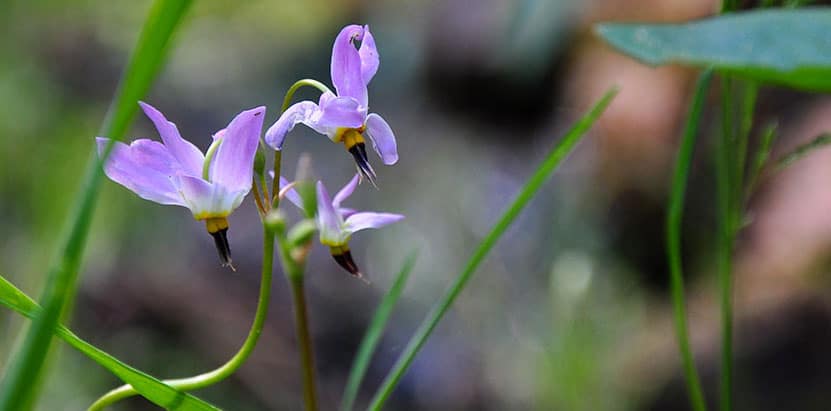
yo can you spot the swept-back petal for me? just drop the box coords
[365,113,398,165]
[265,101,325,149]
[333,173,360,208]
[138,102,204,176]
[317,92,366,129]
[209,106,265,192]
[316,181,345,245]
[279,176,304,209]
[97,137,185,206]
[344,212,404,234]
[179,175,247,219]
[359,25,379,85]
[331,25,368,106]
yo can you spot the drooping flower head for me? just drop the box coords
[97,102,265,268]
[266,25,398,185]
[281,173,404,277]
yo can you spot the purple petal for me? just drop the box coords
[317,92,366,129]
[344,212,404,234]
[330,25,368,106]
[179,175,247,219]
[279,176,304,209]
[333,173,360,208]
[365,113,398,165]
[97,137,185,206]
[316,181,345,245]
[209,106,265,193]
[139,102,204,176]
[359,25,379,85]
[264,101,324,149]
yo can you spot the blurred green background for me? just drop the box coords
[4,0,831,410]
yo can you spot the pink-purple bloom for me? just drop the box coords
[282,173,404,276]
[97,102,265,267]
[265,25,398,184]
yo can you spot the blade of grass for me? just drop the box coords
[366,87,619,410]
[0,1,192,409]
[667,69,713,411]
[773,133,831,170]
[744,122,778,201]
[340,251,418,411]
[0,275,218,411]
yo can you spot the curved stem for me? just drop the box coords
[88,227,276,410]
[202,137,222,181]
[667,69,712,411]
[281,79,332,112]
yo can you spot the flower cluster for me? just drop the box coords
[98,24,402,276]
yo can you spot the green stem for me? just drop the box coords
[276,229,318,411]
[667,69,713,411]
[717,75,736,411]
[282,79,332,112]
[289,274,319,411]
[366,87,618,410]
[202,137,222,181]
[87,227,276,410]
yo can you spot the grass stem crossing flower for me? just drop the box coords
[97,102,265,268]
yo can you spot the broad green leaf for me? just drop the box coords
[596,8,831,92]
[340,251,418,411]
[367,87,619,410]
[0,275,219,411]
[0,1,193,409]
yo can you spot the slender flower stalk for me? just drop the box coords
[97,102,265,268]
[88,225,276,410]
[265,25,398,184]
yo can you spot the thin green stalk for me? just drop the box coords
[87,226,276,410]
[340,251,418,411]
[367,87,618,410]
[281,79,332,112]
[0,2,192,409]
[717,75,736,411]
[289,275,318,411]
[667,69,713,411]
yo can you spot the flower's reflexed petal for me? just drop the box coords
[279,176,304,209]
[331,24,368,106]
[338,207,357,218]
[317,92,366,129]
[333,173,360,208]
[344,212,404,233]
[96,137,185,206]
[359,25,379,85]
[179,175,247,218]
[265,101,329,149]
[316,181,346,245]
[138,102,204,176]
[212,128,226,141]
[365,113,398,165]
[209,106,266,192]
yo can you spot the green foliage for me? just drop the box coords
[0,275,219,411]
[367,87,619,410]
[0,1,193,409]
[340,251,418,411]
[596,8,831,91]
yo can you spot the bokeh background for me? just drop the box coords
[3,0,831,409]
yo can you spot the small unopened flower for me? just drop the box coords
[265,25,398,184]
[97,102,265,268]
[282,174,404,277]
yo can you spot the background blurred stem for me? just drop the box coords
[288,274,318,411]
[667,69,712,411]
[87,226,276,410]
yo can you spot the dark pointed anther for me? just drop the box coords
[348,142,377,185]
[210,228,235,270]
[332,249,362,277]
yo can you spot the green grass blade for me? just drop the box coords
[340,251,418,411]
[774,132,831,170]
[0,1,192,409]
[666,69,713,411]
[0,275,219,411]
[366,87,619,410]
